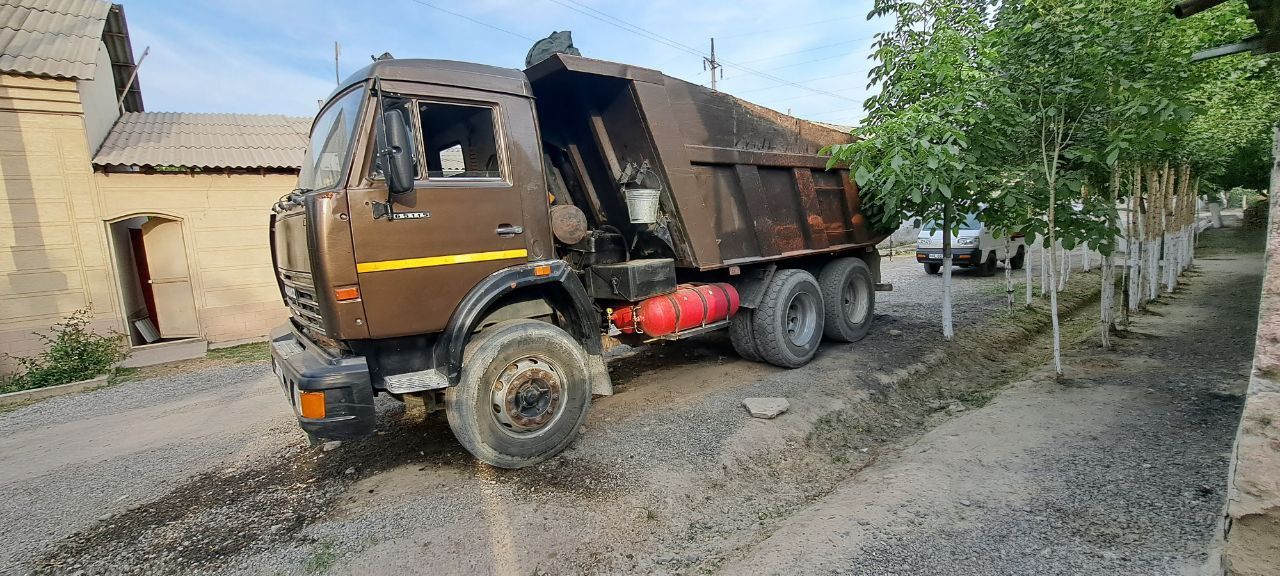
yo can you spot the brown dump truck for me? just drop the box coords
[269,54,888,468]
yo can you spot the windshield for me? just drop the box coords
[922,213,981,231]
[297,87,365,191]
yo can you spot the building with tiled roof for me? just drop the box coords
[93,112,310,170]
[0,0,304,371]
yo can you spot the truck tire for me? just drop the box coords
[445,319,591,469]
[751,269,824,368]
[729,308,762,362]
[925,263,941,275]
[819,258,875,342]
[979,251,998,276]
[1010,247,1026,270]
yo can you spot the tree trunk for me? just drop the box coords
[1048,190,1062,376]
[1005,237,1014,312]
[1059,243,1068,291]
[1025,235,1034,307]
[1152,163,1162,303]
[942,204,954,341]
[1101,165,1120,350]
[1101,253,1114,350]
[1040,237,1048,296]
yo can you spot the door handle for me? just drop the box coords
[495,224,523,238]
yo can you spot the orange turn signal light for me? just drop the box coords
[533,265,552,277]
[300,391,326,419]
[334,285,361,301]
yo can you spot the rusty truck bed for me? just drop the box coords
[526,53,885,271]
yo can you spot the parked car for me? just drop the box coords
[915,214,1025,275]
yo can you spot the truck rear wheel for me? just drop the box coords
[751,269,824,368]
[729,308,762,362]
[819,257,875,342]
[445,319,591,469]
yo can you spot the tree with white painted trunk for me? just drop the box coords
[827,0,1010,342]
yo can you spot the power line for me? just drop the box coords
[738,38,864,64]
[717,16,859,39]
[725,51,865,83]
[545,0,859,104]
[405,0,536,42]
[733,70,861,95]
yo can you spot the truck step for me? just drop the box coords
[385,369,449,394]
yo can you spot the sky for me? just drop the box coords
[119,0,885,126]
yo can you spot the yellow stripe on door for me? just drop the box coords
[356,249,528,273]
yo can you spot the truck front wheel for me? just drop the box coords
[445,319,591,469]
[751,269,825,368]
[819,257,875,342]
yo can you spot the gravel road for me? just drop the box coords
[723,225,1261,575]
[0,238,1221,576]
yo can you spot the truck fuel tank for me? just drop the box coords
[610,283,740,338]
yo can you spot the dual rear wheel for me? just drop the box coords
[730,257,875,369]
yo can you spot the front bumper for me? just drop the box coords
[270,324,376,440]
[916,247,980,265]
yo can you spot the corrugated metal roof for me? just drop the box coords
[93,112,312,170]
[0,0,111,79]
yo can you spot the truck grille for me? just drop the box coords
[280,270,326,335]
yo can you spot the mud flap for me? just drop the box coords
[587,353,613,396]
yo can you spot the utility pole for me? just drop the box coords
[334,41,341,84]
[703,37,722,91]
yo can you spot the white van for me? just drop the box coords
[915,214,1026,275]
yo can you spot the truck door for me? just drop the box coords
[349,98,530,338]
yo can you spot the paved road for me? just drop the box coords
[1,244,1111,575]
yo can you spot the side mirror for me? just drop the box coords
[380,109,414,195]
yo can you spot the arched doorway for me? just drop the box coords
[107,214,199,345]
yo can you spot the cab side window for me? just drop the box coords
[419,102,503,180]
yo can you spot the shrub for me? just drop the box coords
[1243,198,1270,230]
[1,309,129,394]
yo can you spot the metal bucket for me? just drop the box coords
[625,189,661,224]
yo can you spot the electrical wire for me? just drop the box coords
[733,70,861,95]
[405,0,537,42]
[545,0,860,104]
[737,38,864,64]
[716,16,860,39]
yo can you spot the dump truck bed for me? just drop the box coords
[526,54,885,271]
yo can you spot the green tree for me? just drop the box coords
[828,0,1003,341]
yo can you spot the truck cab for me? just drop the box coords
[269,55,888,468]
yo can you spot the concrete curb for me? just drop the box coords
[0,374,109,407]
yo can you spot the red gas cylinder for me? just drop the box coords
[611,283,740,337]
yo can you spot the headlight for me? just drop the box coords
[956,237,977,246]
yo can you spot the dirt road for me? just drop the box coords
[0,233,1253,575]
[722,227,1261,575]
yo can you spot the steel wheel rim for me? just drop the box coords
[843,275,870,325]
[784,291,818,347]
[490,354,565,438]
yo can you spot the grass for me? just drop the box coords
[956,389,996,408]
[108,341,270,387]
[303,540,337,574]
[208,342,271,363]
